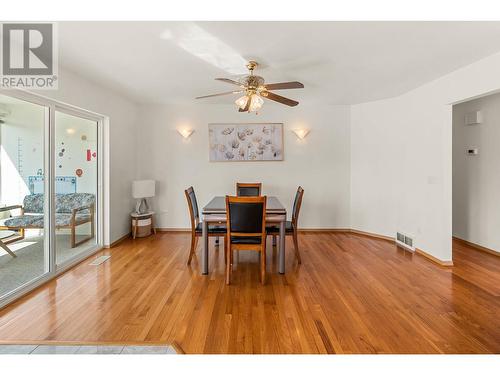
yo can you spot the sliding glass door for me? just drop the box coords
[54,110,99,266]
[0,94,49,298]
[0,91,103,306]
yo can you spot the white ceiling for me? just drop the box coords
[58,21,500,105]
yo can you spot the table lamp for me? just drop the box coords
[132,180,155,214]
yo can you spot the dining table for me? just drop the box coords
[201,196,287,275]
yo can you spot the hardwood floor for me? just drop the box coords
[0,232,499,353]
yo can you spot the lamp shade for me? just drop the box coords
[132,180,155,199]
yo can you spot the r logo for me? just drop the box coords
[2,23,53,75]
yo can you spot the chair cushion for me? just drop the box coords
[23,194,45,213]
[230,236,262,245]
[228,202,264,233]
[23,193,96,214]
[195,222,227,234]
[55,193,95,213]
[3,213,91,228]
[237,187,260,196]
[266,221,294,233]
[3,214,44,228]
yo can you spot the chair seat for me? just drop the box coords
[230,236,262,245]
[195,222,227,234]
[2,214,43,228]
[2,213,91,228]
[266,221,294,234]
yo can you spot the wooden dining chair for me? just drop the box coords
[236,182,262,197]
[267,186,304,264]
[184,186,227,265]
[225,195,267,285]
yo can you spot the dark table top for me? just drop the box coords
[202,196,286,214]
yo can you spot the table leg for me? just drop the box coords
[132,218,138,239]
[151,214,156,235]
[279,219,285,274]
[202,220,209,275]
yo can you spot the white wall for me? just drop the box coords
[453,93,500,253]
[42,68,139,245]
[136,103,351,229]
[351,51,500,262]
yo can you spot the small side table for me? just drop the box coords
[131,211,156,239]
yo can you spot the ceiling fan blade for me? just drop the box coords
[215,78,244,87]
[263,91,299,107]
[264,81,304,90]
[196,90,243,99]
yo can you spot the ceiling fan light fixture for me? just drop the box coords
[235,95,249,109]
[248,94,264,112]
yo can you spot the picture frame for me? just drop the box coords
[208,123,284,162]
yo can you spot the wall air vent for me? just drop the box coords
[396,232,415,252]
[89,255,111,266]
[396,232,405,243]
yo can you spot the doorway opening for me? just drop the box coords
[452,92,500,259]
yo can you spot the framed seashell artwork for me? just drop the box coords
[208,123,284,162]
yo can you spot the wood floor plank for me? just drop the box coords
[0,233,499,353]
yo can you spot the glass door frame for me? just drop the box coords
[0,89,105,309]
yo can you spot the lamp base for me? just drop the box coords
[135,198,150,214]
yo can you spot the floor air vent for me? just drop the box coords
[396,232,415,252]
[89,255,111,266]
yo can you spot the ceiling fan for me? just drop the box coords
[195,61,304,113]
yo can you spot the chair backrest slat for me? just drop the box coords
[184,186,199,230]
[236,182,262,197]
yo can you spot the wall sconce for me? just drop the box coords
[292,129,310,140]
[177,128,194,139]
